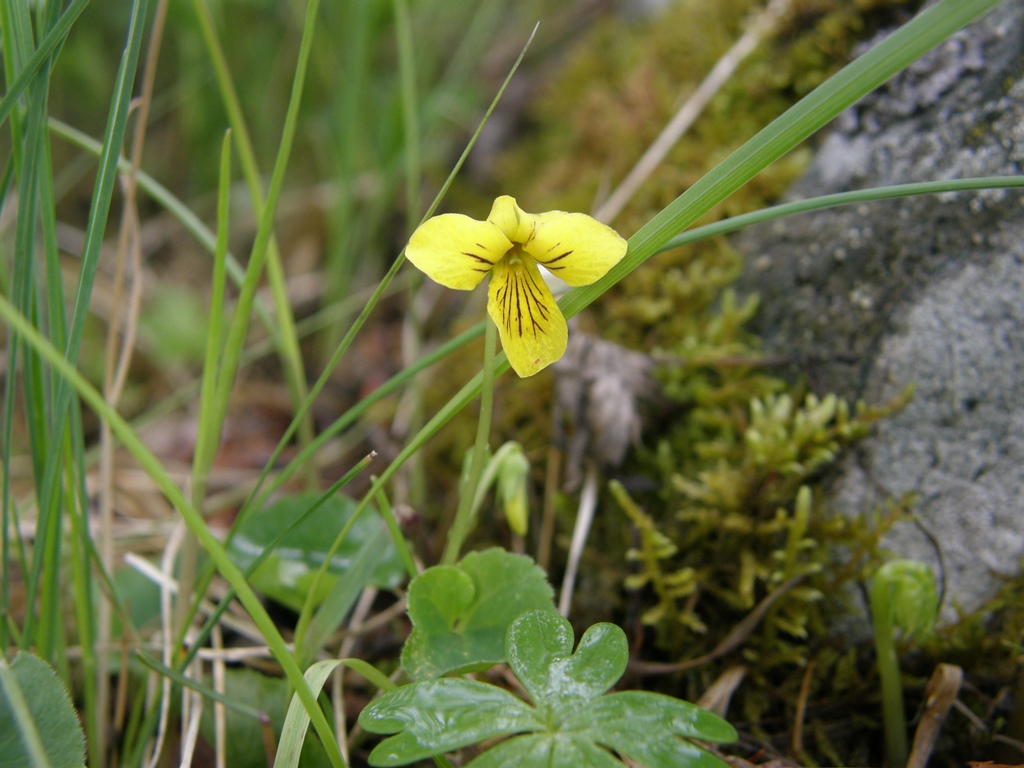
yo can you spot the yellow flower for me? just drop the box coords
[405,196,628,377]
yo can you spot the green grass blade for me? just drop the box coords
[0,0,88,129]
[189,0,315,459]
[392,0,421,228]
[58,0,150,373]
[274,660,344,768]
[191,129,233,499]
[374,485,419,581]
[298,521,390,665]
[5,0,87,659]
[46,117,278,332]
[176,452,379,673]
[275,658,397,768]
[207,0,321,451]
[658,175,1024,252]
[254,321,486,507]
[134,655,269,721]
[16,0,150,658]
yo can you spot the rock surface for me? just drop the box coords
[734,0,1024,617]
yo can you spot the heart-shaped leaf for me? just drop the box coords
[507,608,626,717]
[360,609,737,767]
[400,548,556,680]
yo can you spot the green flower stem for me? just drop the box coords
[869,560,938,768]
[442,317,498,566]
[873,601,907,768]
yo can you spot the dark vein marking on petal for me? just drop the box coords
[521,266,551,339]
[497,262,554,344]
[540,250,573,265]
[525,223,537,245]
[462,251,493,265]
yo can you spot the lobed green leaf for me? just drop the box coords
[507,610,626,717]
[362,609,736,767]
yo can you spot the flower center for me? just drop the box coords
[504,243,527,269]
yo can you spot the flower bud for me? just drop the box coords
[496,443,530,536]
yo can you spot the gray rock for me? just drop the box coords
[734,0,1024,617]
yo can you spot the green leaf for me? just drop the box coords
[361,610,736,767]
[0,652,86,768]
[467,733,624,768]
[400,548,556,680]
[361,678,542,766]
[226,493,404,612]
[105,565,162,638]
[570,692,739,768]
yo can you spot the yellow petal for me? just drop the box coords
[487,255,568,378]
[522,210,627,286]
[486,195,536,244]
[405,213,511,290]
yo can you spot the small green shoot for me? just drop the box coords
[870,558,939,768]
[361,609,737,767]
[400,548,556,680]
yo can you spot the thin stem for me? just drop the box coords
[442,317,498,565]
[874,601,907,768]
[98,3,169,757]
